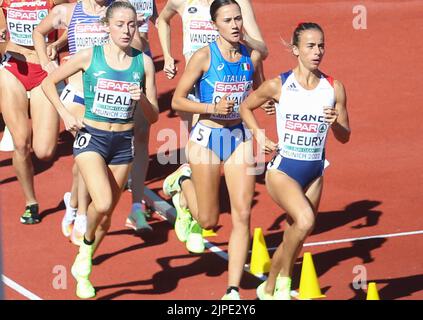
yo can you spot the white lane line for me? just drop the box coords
[1,274,42,300]
[266,230,423,251]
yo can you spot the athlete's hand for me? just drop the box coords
[323,106,338,125]
[214,93,235,115]
[163,57,177,79]
[260,100,276,115]
[263,137,278,154]
[129,83,142,101]
[42,60,59,74]
[46,43,58,60]
[63,112,84,132]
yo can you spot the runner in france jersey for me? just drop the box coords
[239,22,351,300]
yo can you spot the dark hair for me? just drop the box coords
[292,22,324,46]
[210,0,241,22]
[102,1,137,24]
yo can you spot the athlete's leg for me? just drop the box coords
[29,85,59,161]
[0,68,36,207]
[223,139,255,292]
[126,110,151,231]
[93,162,131,253]
[263,170,316,295]
[187,140,221,227]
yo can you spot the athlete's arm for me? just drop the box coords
[41,48,92,131]
[139,53,159,124]
[151,0,159,26]
[157,0,184,79]
[237,0,268,59]
[327,80,351,143]
[33,3,72,72]
[172,46,234,116]
[240,77,280,153]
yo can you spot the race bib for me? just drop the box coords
[92,78,135,119]
[280,114,329,161]
[210,81,253,121]
[190,123,211,148]
[130,0,153,16]
[74,23,109,52]
[7,8,48,46]
[188,20,219,53]
[73,132,91,149]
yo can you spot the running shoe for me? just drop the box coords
[186,220,204,254]
[20,204,40,225]
[71,242,95,299]
[125,205,152,232]
[256,281,274,300]
[172,193,192,242]
[273,276,292,300]
[221,289,241,300]
[71,214,87,246]
[162,163,191,197]
[62,192,76,237]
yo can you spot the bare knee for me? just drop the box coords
[93,200,113,216]
[295,212,315,236]
[33,144,56,161]
[231,208,251,229]
[13,139,31,158]
[198,214,219,230]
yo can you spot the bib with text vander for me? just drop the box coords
[276,70,335,161]
[182,0,219,57]
[2,0,53,46]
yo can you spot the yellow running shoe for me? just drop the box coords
[172,193,192,242]
[71,242,95,299]
[274,276,291,300]
[186,220,205,253]
[256,281,274,300]
[162,164,191,197]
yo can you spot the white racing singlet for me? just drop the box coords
[276,70,335,161]
[182,0,219,60]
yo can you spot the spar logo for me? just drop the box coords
[215,82,251,93]
[97,79,131,92]
[8,9,38,20]
[286,120,318,133]
[75,23,106,34]
[190,20,214,30]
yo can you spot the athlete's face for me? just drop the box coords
[293,29,325,70]
[213,4,243,43]
[106,8,137,48]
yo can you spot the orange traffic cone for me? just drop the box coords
[298,252,326,299]
[366,282,380,300]
[250,227,271,276]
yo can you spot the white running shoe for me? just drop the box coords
[62,192,76,237]
[0,126,14,152]
[71,214,87,246]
